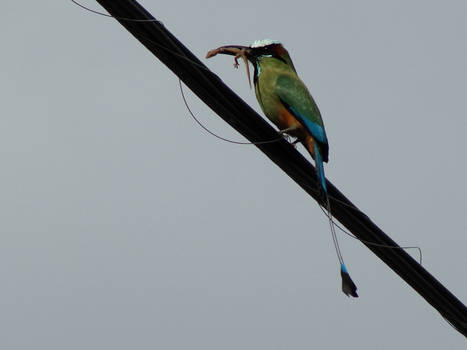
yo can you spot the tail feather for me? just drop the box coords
[314,141,359,298]
[340,263,359,297]
[313,143,327,196]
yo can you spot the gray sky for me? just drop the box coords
[1,0,466,349]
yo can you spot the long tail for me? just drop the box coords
[314,143,358,297]
[313,143,327,197]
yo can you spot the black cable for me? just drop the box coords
[89,0,467,337]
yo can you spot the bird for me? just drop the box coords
[207,39,358,297]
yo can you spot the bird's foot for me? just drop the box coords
[278,126,297,135]
[276,128,300,146]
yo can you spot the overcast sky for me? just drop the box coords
[1,1,466,349]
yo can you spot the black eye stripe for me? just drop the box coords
[257,53,286,64]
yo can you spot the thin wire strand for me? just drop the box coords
[179,80,285,145]
[299,184,423,265]
[71,0,161,21]
[324,190,423,264]
[71,1,226,74]
[318,205,423,265]
[71,1,217,73]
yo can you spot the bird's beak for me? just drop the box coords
[206,45,254,88]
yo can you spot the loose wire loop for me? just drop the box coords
[318,204,423,265]
[179,80,284,145]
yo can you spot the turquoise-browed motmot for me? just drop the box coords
[207,39,358,297]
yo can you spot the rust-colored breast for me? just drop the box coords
[277,105,316,159]
[277,105,301,132]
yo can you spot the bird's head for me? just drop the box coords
[206,39,295,87]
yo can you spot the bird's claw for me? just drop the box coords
[233,55,240,68]
[291,138,300,145]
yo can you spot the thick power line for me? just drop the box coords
[92,0,467,337]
